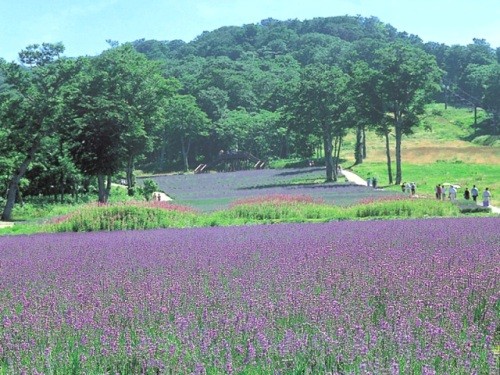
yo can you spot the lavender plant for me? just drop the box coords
[0,217,498,373]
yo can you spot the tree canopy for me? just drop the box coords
[1,16,498,215]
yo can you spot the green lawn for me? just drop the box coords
[351,162,500,206]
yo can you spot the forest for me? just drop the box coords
[1,15,499,220]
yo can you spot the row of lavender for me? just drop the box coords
[1,217,499,373]
[147,167,402,211]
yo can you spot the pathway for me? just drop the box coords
[477,200,500,214]
[341,169,368,186]
[152,191,172,202]
[0,221,14,228]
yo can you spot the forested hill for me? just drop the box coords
[1,16,499,217]
[127,15,499,169]
[133,16,422,61]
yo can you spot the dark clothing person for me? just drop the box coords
[463,188,470,200]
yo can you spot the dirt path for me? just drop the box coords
[477,200,500,214]
[0,221,14,228]
[341,169,368,186]
[152,191,172,202]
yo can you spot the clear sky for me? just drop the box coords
[1,0,499,62]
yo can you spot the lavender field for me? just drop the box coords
[1,217,499,374]
[146,168,402,211]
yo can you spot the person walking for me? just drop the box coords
[463,187,470,200]
[482,188,491,207]
[405,182,411,196]
[442,184,448,201]
[471,185,479,202]
[449,185,457,201]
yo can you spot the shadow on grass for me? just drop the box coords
[238,182,361,191]
[276,167,325,176]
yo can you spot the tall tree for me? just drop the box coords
[68,44,175,201]
[347,61,384,165]
[482,63,500,134]
[161,94,209,172]
[375,43,441,184]
[292,64,350,181]
[0,43,76,220]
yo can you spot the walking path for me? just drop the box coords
[341,169,367,186]
[152,191,172,201]
[479,201,500,214]
[0,221,14,228]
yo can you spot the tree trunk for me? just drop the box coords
[1,140,40,221]
[323,129,334,182]
[354,125,363,165]
[126,156,135,196]
[106,175,112,201]
[97,174,107,203]
[395,111,403,185]
[384,130,393,184]
[332,136,339,181]
[180,136,191,172]
[335,135,343,180]
[362,126,367,159]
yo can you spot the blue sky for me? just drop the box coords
[1,0,499,62]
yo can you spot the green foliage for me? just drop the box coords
[141,179,159,201]
[471,135,500,146]
[351,198,460,218]
[51,205,198,232]
[1,195,479,236]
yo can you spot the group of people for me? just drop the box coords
[435,184,492,206]
[401,182,417,196]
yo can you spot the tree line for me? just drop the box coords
[1,16,499,220]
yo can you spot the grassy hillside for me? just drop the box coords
[342,104,499,205]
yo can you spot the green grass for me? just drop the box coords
[351,162,500,206]
[0,196,477,235]
[8,186,134,222]
[417,104,488,141]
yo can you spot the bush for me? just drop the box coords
[51,202,198,232]
[142,179,159,201]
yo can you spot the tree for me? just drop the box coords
[0,43,77,220]
[68,44,176,201]
[375,42,441,184]
[291,64,350,181]
[160,94,209,172]
[482,63,500,134]
[347,61,384,166]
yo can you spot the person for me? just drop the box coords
[435,185,442,200]
[448,185,457,200]
[410,182,416,196]
[482,188,491,207]
[401,182,406,193]
[405,182,411,196]
[463,187,470,200]
[367,176,371,187]
[442,184,448,201]
[157,193,161,201]
[372,177,377,189]
[471,185,479,202]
